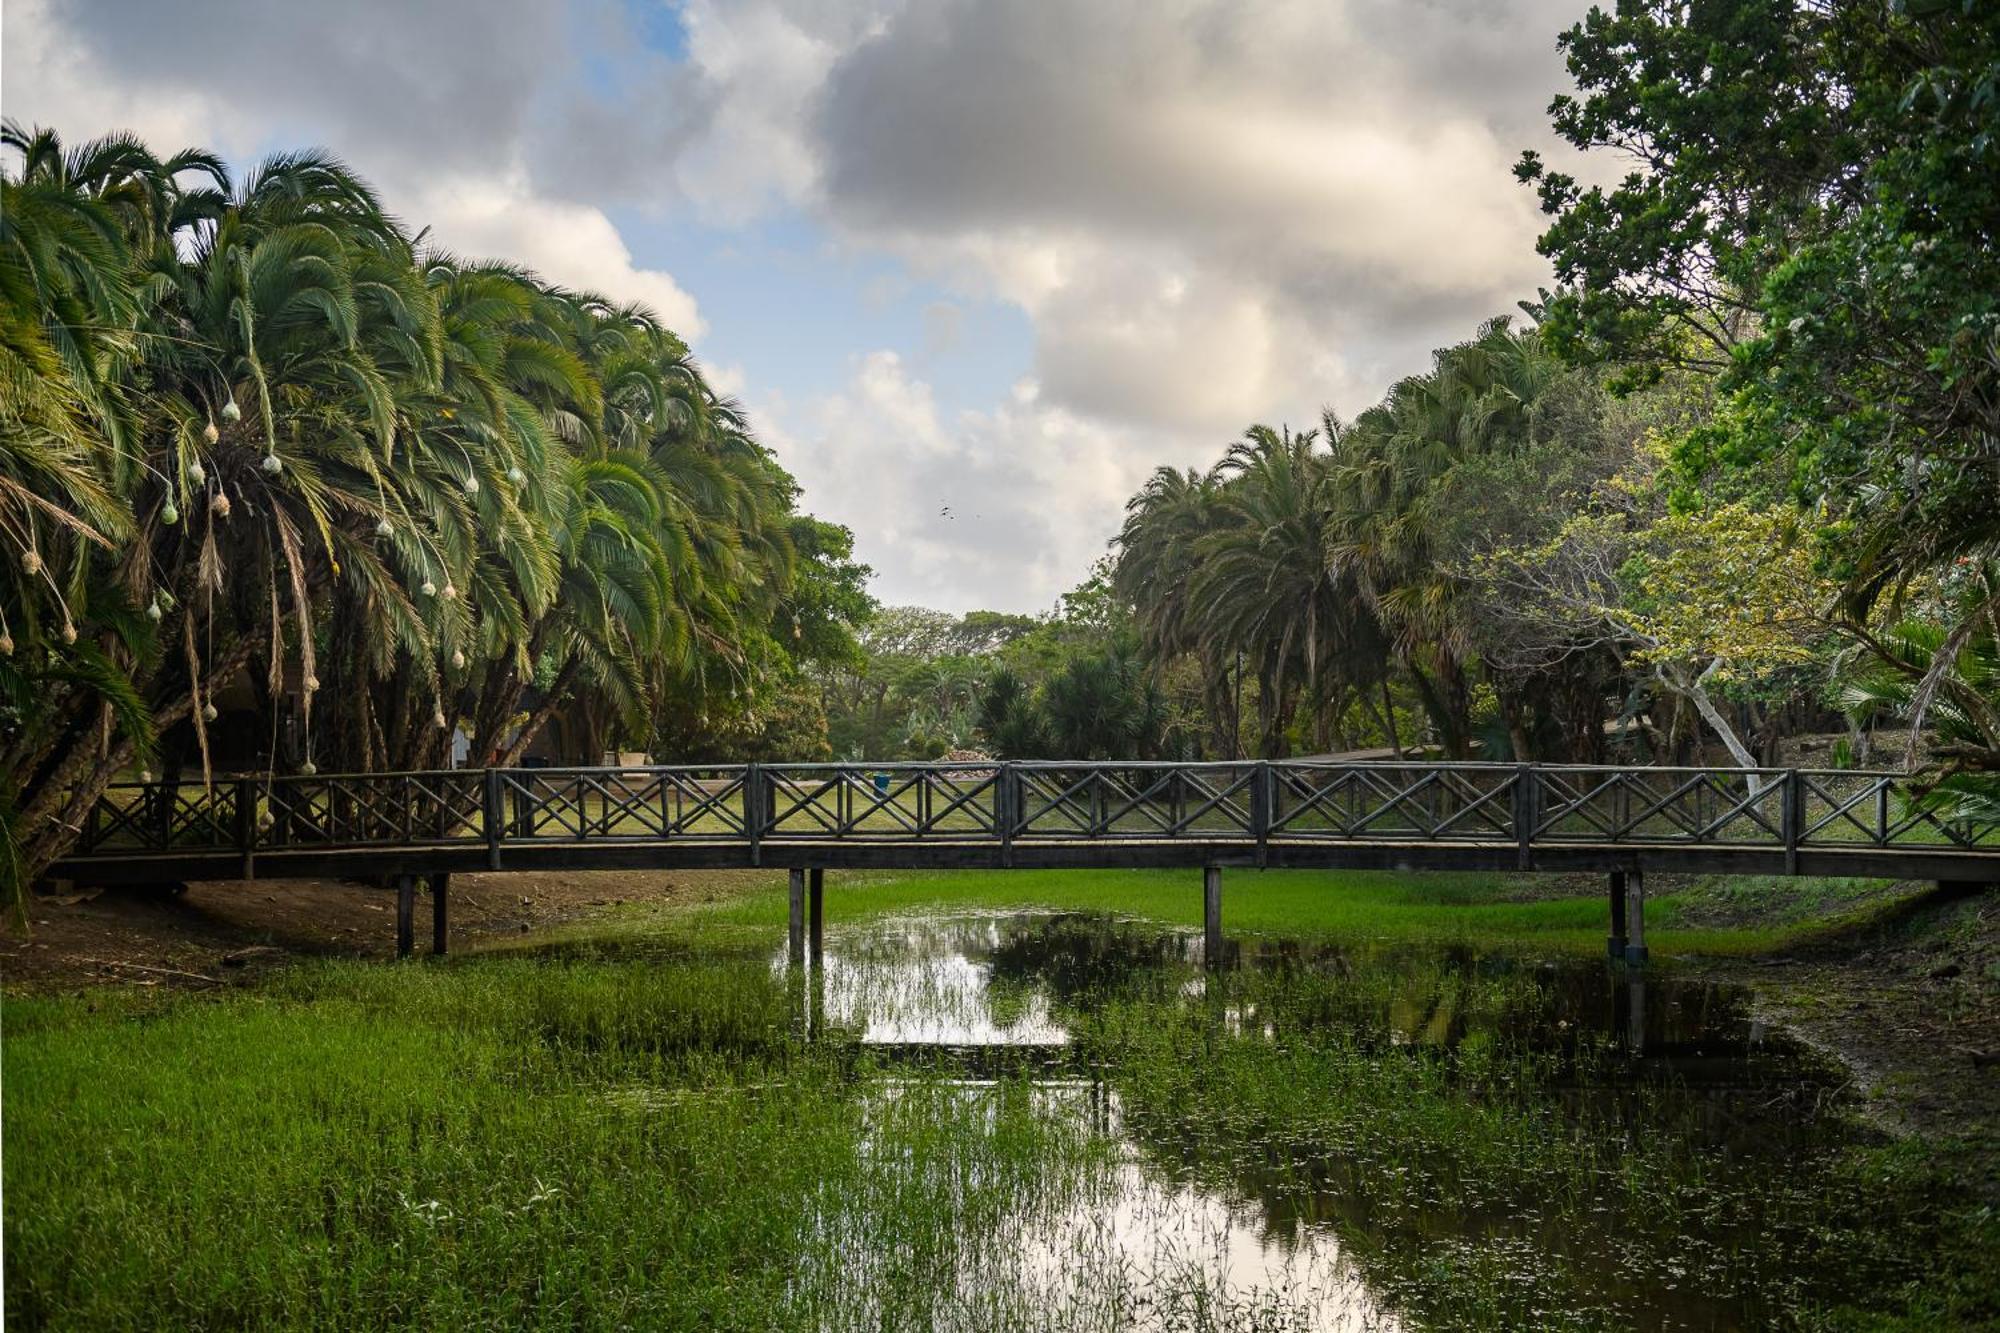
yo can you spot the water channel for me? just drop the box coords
[758,911,1879,1330]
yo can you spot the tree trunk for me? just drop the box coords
[497,659,580,767]
[18,631,259,883]
[1377,675,1404,758]
[1667,660,1776,795]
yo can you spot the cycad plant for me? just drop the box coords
[1839,564,2000,826]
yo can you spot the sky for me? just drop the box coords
[2,0,1592,613]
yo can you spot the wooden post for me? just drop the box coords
[998,764,1017,867]
[1250,763,1271,867]
[1203,865,1223,968]
[808,867,825,963]
[1623,869,1648,967]
[788,867,805,965]
[1513,764,1537,870]
[1782,769,1803,876]
[395,875,416,958]
[484,769,504,871]
[1607,870,1628,960]
[429,872,450,956]
[235,776,257,880]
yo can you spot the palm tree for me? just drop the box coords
[0,122,854,904]
[1324,318,1560,756]
[1115,466,1239,755]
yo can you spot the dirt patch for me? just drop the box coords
[0,868,771,993]
[1690,886,2000,1176]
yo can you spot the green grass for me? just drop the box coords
[522,865,1920,960]
[3,961,1137,1331]
[8,869,1989,1330]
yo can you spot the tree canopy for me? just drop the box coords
[0,124,868,899]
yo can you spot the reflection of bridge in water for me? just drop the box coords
[51,760,2000,956]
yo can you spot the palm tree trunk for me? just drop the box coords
[19,631,259,882]
[497,659,580,767]
[1377,676,1404,758]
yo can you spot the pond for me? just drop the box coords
[764,911,1887,1331]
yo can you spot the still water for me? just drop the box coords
[766,913,1868,1331]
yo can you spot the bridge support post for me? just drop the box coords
[1203,866,1223,968]
[808,868,824,963]
[395,875,415,958]
[1607,871,1628,960]
[429,872,450,956]
[1623,870,1648,967]
[1627,974,1648,1053]
[788,867,806,966]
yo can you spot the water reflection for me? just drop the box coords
[786,910,1814,1075]
[774,910,1854,1330]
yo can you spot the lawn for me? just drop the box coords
[518,865,1915,960]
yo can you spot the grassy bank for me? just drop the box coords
[522,865,1916,960]
[7,870,1991,1330]
[4,961,1122,1330]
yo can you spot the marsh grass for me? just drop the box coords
[1040,946,1995,1330]
[8,888,1994,1330]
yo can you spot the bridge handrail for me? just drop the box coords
[59,760,2000,861]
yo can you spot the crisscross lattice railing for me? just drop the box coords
[762,763,1000,840]
[1530,766,1785,845]
[497,767,747,841]
[261,771,486,848]
[1013,763,1259,840]
[1271,763,1518,841]
[1796,770,2000,849]
[75,781,242,854]
[57,760,2000,871]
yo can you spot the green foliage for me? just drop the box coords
[1839,562,2000,822]
[0,123,866,902]
[1116,321,1672,762]
[1521,0,2000,705]
[975,645,1171,760]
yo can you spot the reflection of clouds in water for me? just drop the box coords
[1003,1085,1391,1333]
[776,913,1074,1046]
[766,910,1842,1331]
[774,914,1393,1331]
[806,1079,1393,1333]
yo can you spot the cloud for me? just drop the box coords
[804,0,1578,423]
[402,171,701,335]
[5,0,1599,611]
[756,352,1176,612]
[2,0,703,335]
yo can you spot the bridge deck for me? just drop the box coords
[48,760,2000,884]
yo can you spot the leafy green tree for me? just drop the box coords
[1839,560,2000,821]
[1519,0,2000,728]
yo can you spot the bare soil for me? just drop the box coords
[1696,886,2000,1163]
[0,868,765,992]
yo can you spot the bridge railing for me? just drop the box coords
[1271,762,1519,842]
[60,761,2000,861]
[1010,762,1260,840]
[1528,765,1789,845]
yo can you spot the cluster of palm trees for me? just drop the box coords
[1115,319,1634,761]
[2,125,814,891]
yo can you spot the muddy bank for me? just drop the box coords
[0,868,765,991]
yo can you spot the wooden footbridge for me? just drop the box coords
[50,760,2000,963]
